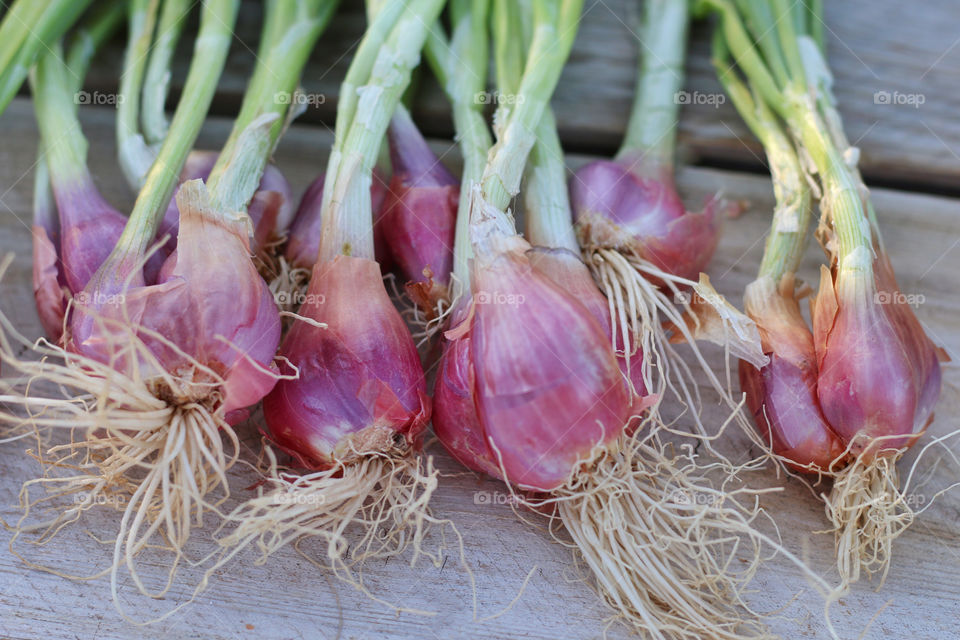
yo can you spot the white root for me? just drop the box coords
[583,247,761,461]
[826,454,911,587]
[210,445,462,615]
[265,254,311,326]
[502,426,840,640]
[0,297,255,620]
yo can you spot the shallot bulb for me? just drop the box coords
[69,179,281,421]
[527,246,649,405]
[380,107,458,309]
[739,275,845,470]
[263,254,429,467]
[32,171,128,341]
[433,221,632,491]
[569,153,720,282]
[741,249,943,470]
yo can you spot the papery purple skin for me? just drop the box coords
[53,176,128,296]
[155,151,294,260]
[32,172,68,341]
[380,110,459,295]
[433,234,633,492]
[262,255,430,469]
[813,256,943,457]
[741,250,944,471]
[527,246,648,403]
[740,282,846,471]
[68,180,281,422]
[569,156,719,282]
[387,108,457,190]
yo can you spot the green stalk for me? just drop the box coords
[117,0,162,189]
[141,0,193,145]
[0,0,94,116]
[695,0,784,119]
[205,0,339,215]
[492,0,525,96]
[110,0,239,257]
[732,0,790,89]
[700,0,873,282]
[0,0,48,78]
[31,44,90,188]
[318,0,447,262]
[480,0,585,213]
[65,0,127,91]
[329,0,407,155]
[712,33,810,284]
[617,0,689,171]
[32,1,126,222]
[770,0,807,91]
[425,0,493,292]
[787,100,872,273]
[524,108,577,252]
[496,0,577,253]
[807,0,824,51]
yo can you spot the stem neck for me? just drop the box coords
[318,0,447,263]
[427,0,493,295]
[388,104,454,185]
[141,0,191,145]
[617,0,689,169]
[480,0,584,214]
[524,108,578,253]
[116,0,161,189]
[0,0,94,117]
[787,94,872,270]
[206,0,337,214]
[110,0,239,259]
[31,46,91,193]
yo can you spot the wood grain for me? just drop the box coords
[0,96,958,640]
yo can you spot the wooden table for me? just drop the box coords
[2,1,959,638]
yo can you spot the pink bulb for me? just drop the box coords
[813,256,942,457]
[68,180,281,417]
[527,246,648,403]
[740,281,845,470]
[262,255,429,469]
[569,157,719,282]
[433,233,632,491]
[53,178,127,296]
[379,109,458,304]
[155,151,294,265]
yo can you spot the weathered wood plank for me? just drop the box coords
[71,0,960,191]
[0,97,958,639]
